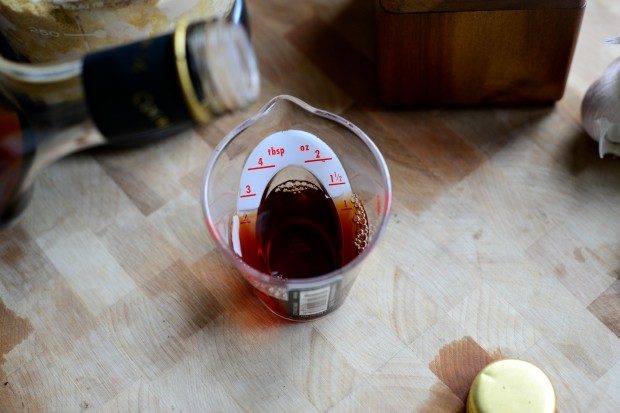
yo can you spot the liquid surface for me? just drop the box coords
[258,180,341,278]
[236,179,368,279]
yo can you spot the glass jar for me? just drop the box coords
[0,17,260,229]
[0,0,247,63]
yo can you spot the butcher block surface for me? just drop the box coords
[2,0,620,411]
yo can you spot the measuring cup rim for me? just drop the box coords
[0,54,83,83]
[201,94,392,286]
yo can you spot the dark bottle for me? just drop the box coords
[0,17,260,229]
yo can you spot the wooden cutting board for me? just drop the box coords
[2,0,620,411]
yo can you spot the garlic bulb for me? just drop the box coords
[581,56,620,158]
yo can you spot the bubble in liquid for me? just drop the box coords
[351,192,369,255]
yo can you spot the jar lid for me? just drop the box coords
[380,0,586,14]
[466,359,556,413]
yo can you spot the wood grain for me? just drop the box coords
[379,0,586,13]
[1,0,620,411]
[377,1,585,105]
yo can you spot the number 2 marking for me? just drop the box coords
[315,149,320,159]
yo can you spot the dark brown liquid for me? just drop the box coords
[0,108,26,228]
[0,97,89,228]
[259,180,342,278]
[236,179,368,318]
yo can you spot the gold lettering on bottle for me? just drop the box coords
[132,91,170,128]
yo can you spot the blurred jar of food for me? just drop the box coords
[0,0,241,63]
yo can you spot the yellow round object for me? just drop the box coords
[466,359,556,413]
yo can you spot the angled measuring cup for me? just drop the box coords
[202,95,391,321]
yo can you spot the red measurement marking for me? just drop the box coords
[341,207,352,211]
[248,165,276,170]
[328,182,346,186]
[240,220,252,224]
[240,194,256,198]
[304,158,333,163]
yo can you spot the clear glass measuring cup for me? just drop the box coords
[202,95,392,321]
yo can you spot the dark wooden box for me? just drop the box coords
[376,0,586,106]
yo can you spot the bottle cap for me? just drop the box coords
[466,359,556,413]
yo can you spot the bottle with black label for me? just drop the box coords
[0,17,260,229]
